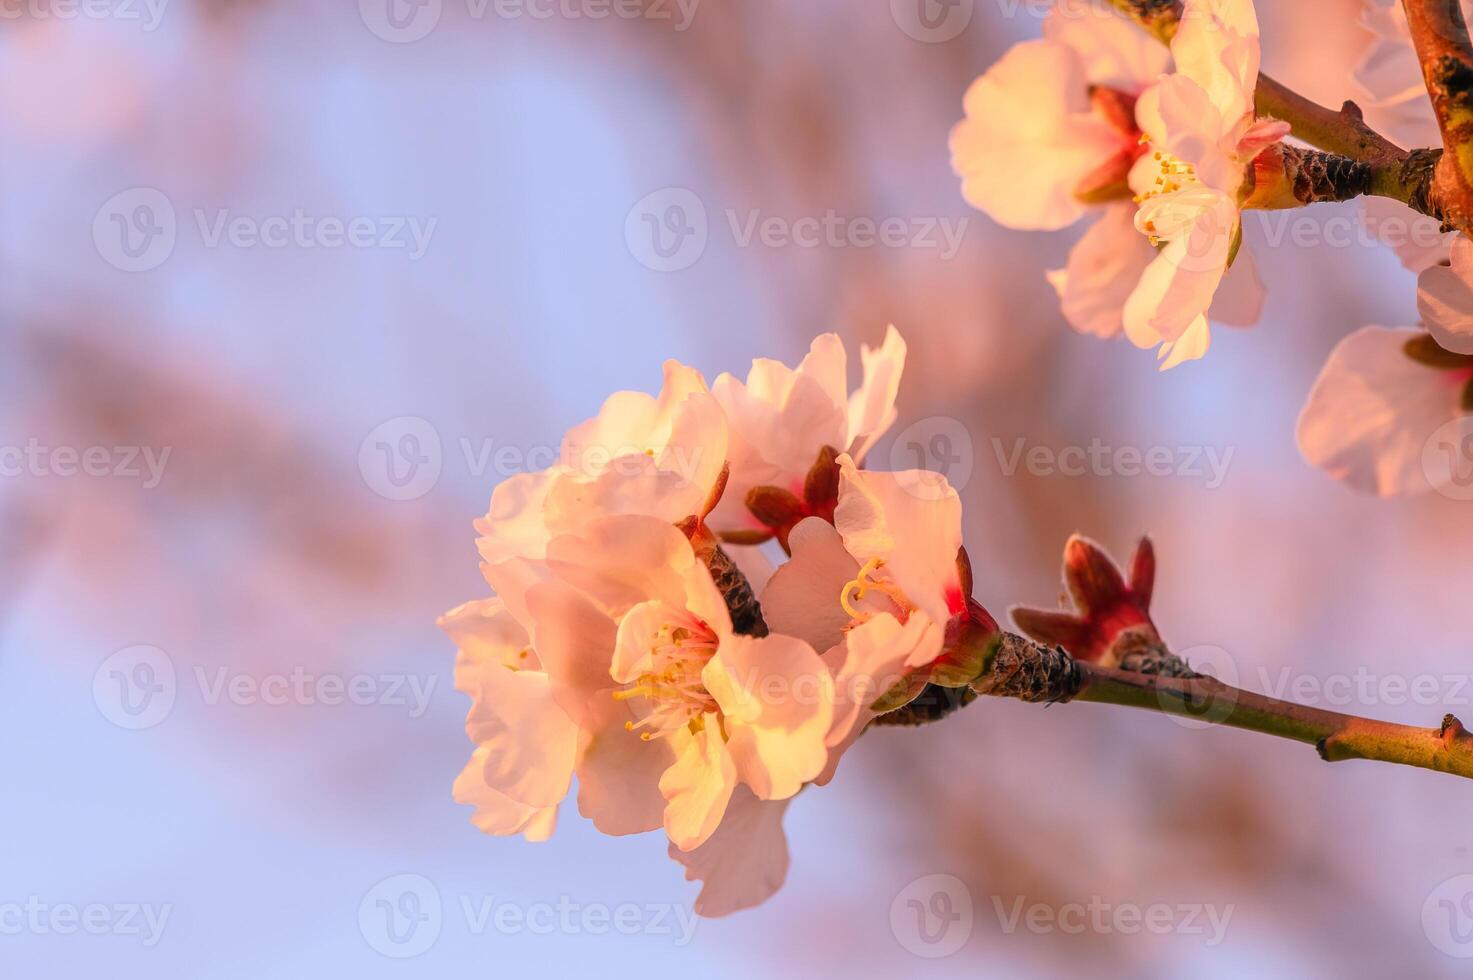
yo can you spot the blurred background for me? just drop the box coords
[4,0,1473,975]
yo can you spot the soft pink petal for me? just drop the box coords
[1207,243,1265,327]
[1419,236,1473,355]
[1297,326,1463,495]
[440,597,536,673]
[1047,203,1157,339]
[846,325,907,463]
[526,579,619,725]
[760,517,863,656]
[1044,0,1168,90]
[454,747,559,841]
[659,715,737,851]
[574,696,676,837]
[460,662,578,809]
[668,787,790,918]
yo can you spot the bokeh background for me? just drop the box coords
[4,0,1473,976]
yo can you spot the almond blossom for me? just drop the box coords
[1121,0,1289,369]
[707,326,906,547]
[1298,326,1473,495]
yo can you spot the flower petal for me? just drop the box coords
[668,787,790,918]
[660,715,738,851]
[454,746,559,841]
[846,325,907,463]
[1048,202,1158,339]
[760,516,862,655]
[460,662,578,809]
[1419,236,1473,355]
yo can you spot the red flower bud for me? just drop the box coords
[1011,534,1158,665]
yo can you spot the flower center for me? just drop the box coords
[839,558,916,626]
[613,614,720,741]
[1132,142,1208,245]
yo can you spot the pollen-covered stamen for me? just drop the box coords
[839,558,916,626]
[613,615,721,741]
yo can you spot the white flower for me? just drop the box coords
[1122,0,1288,369]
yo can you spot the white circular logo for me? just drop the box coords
[890,873,973,958]
[889,416,974,500]
[889,0,973,42]
[359,874,442,958]
[359,416,442,501]
[359,0,442,43]
[1424,874,1473,958]
[1165,644,1239,729]
[93,188,176,272]
[1423,416,1473,501]
[93,645,177,730]
[624,187,708,272]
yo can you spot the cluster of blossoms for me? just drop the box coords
[441,328,1010,915]
[950,0,1473,496]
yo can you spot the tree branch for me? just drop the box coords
[1401,0,1473,229]
[909,632,1473,781]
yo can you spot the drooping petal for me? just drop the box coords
[1206,242,1265,327]
[1419,236,1473,355]
[460,661,578,809]
[1123,198,1234,354]
[668,787,790,918]
[660,715,737,851]
[453,746,558,841]
[1297,326,1465,495]
[1047,202,1157,338]
[950,39,1126,230]
[704,633,833,800]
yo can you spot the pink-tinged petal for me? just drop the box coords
[1047,203,1157,339]
[950,39,1126,231]
[833,456,964,627]
[575,696,675,837]
[1234,118,1291,162]
[1134,75,1223,172]
[1297,326,1463,495]
[1123,201,1233,350]
[1156,315,1212,370]
[526,579,619,725]
[660,715,737,851]
[1363,197,1453,273]
[846,325,907,463]
[1207,243,1265,327]
[824,612,943,752]
[669,787,790,918]
[545,515,694,617]
[725,543,775,597]
[795,333,849,415]
[479,557,550,631]
[453,746,558,841]
[704,633,833,800]
[1356,2,1426,109]
[475,470,556,565]
[440,597,536,673]
[1419,237,1473,355]
[760,517,862,655]
[1170,0,1260,128]
[1044,0,1168,91]
[460,663,578,809]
